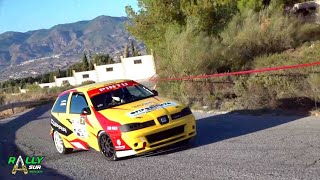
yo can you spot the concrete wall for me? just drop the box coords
[38,54,157,88]
[38,82,56,88]
[73,70,98,85]
[95,63,126,82]
[55,77,76,87]
[121,55,156,81]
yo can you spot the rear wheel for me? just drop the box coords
[98,132,117,161]
[53,131,73,154]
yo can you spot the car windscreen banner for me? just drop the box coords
[87,81,138,97]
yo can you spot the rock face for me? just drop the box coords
[291,1,320,23]
[0,16,145,80]
[292,0,320,11]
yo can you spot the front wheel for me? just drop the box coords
[53,131,73,154]
[98,132,117,161]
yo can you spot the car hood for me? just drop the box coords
[97,96,186,124]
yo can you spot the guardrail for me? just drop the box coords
[0,100,51,113]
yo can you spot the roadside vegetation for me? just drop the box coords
[126,0,320,113]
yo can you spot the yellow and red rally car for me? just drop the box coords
[50,79,196,160]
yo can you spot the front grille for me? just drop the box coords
[146,125,185,144]
[149,135,185,148]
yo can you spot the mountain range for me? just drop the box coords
[0,15,145,81]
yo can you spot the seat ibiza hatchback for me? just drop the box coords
[50,79,196,160]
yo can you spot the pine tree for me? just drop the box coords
[66,68,72,77]
[57,68,61,78]
[49,72,55,82]
[131,41,135,57]
[89,61,94,70]
[82,53,89,71]
[123,44,129,58]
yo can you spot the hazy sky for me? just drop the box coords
[0,0,138,33]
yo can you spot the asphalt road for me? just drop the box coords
[1,104,320,180]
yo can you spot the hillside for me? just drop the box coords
[0,15,145,81]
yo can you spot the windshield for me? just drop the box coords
[90,84,155,111]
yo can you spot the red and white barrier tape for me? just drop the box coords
[150,61,320,82]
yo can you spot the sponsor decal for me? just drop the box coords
[115,145,126,150]
[116,139,121,146]
[115,139,125,150]
[107,126,119,131]
[8,155,45,175]
[87,81,137,97]
[132,101,153,108]
[98,83,129,92]
[127,101,177,117]
[50,116,72,136]
[60,100,67,106]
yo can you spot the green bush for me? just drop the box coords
[81,81,95,86]
[308,73,320,99]
[233,75,307,109]
[253,41,320,71]
[157,78,235,110]
[220,8,299,68]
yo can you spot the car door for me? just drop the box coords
[67,92,91,140]
[51,93,73,137]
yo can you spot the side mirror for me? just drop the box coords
[81,107,91,115]
[152,90,158,96]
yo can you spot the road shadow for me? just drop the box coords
[146,108,307,157]
[0,104,72,180]
[193,110,306,148]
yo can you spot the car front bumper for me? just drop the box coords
[117,114,196,157]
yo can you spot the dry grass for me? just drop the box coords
[310,109,320,116]
[0,107,28,119]
[0,85,71,119]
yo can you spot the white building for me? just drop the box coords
[95,63,126,82]
[38,54,157,88]
[122,55,156,81]
[55,77,77,87]
[73,70,98,85]
[38,82,56,88]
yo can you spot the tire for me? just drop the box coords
[53,131,73,154]
[98,132,117,161]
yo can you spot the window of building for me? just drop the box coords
[83,74,89,78]
[134,59,142,64]
[106,67,113,72]
[52,93,69,113]
[70,93,88,114]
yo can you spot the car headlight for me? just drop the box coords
[171,107,192,120]
[120,120,155,132]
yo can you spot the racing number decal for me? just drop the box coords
[71,116,88,138]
